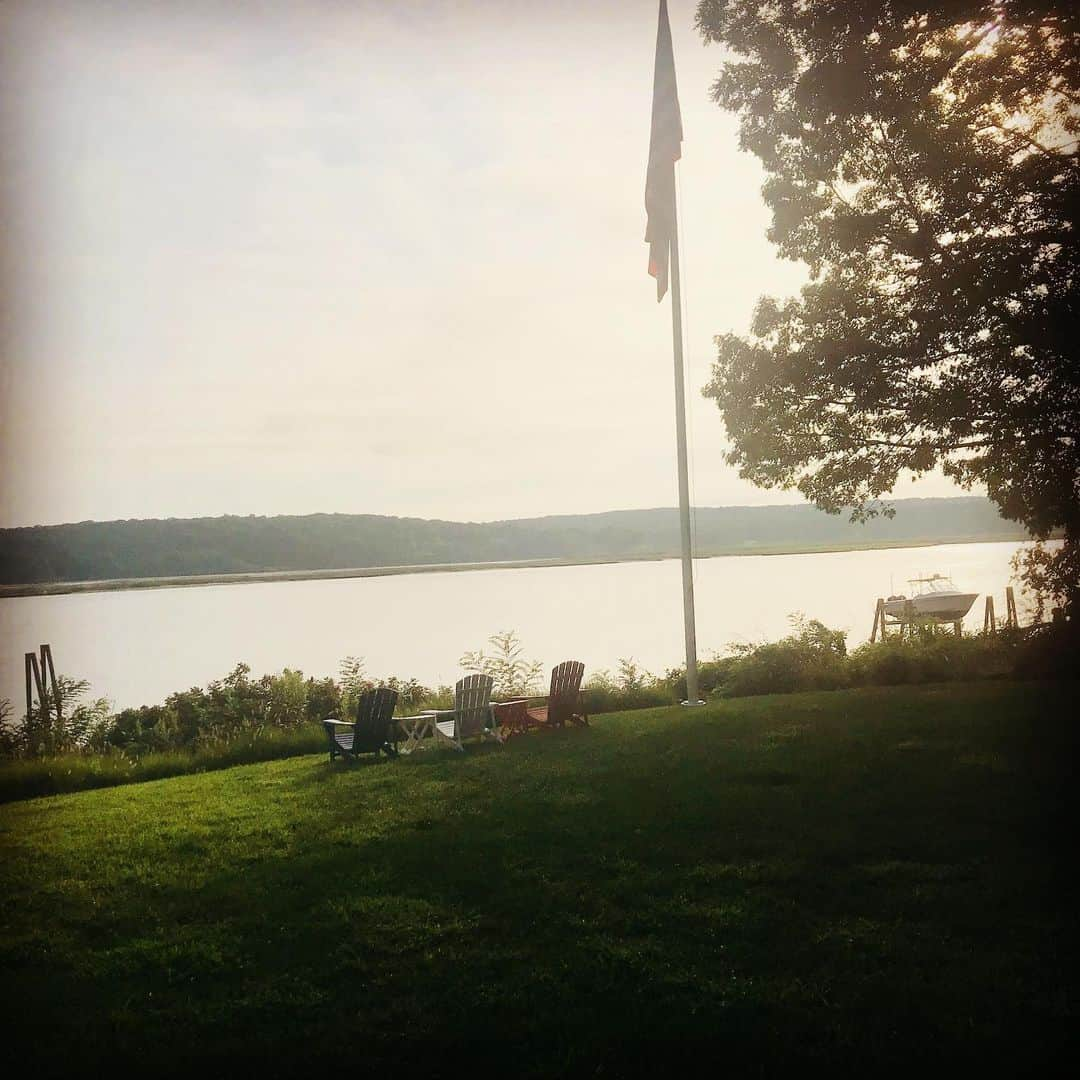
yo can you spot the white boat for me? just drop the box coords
[883,574,979,623]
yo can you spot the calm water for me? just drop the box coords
[1,541,1040,710]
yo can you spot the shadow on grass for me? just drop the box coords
[2,683,1076,1074]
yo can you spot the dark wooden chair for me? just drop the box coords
[323,686,400,762]
[495,661,587,735]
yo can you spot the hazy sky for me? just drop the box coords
[0,0,966,528]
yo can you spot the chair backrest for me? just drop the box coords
[548,661,584,726]
[354,686,399,749]
[454,674,493,738]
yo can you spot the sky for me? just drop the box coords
[0,0,967,528]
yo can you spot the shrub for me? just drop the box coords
[0,699,15,758]
[661,656,741,701]
[1011,620,1080,680]
[585,659,675,714]
[337,656,373,719]
[92,703,181,756]
[382,676,431,713]
[720,616,849,698]
[848,633,1015,687]
[414,685,455,712]
[461,630,543,697]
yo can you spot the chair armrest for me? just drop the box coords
[421,708,455,717]
[493,698,529,707]
[323,718,355,727]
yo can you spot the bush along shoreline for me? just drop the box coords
[1,619,1074,803]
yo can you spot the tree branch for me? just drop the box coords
[785,427,990,452]
[979,121,1080,160]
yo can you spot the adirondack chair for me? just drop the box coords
[420,674,500,752]
[323,686,400,762]
[525,661,588,730]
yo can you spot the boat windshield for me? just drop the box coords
[908,574,957,595]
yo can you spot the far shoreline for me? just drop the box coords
[0,532,1039,599]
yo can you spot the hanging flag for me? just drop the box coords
[644,0,683,302]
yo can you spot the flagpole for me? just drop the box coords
[646,0,702,706]
[667,184,702,705]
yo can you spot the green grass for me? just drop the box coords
[0,724,328,803]
[1,682,1074,1074]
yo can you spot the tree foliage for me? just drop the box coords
[696,0,1079,609]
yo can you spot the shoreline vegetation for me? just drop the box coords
[0,531,1036,598]
[3,618,1074,803]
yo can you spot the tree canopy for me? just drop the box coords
[696,0,1078,608]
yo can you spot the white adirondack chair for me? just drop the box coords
[421,674,500,751]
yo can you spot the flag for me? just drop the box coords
[645,0,683,302]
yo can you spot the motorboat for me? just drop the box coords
[883,574,979,623]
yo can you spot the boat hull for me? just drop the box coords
[884,593,979,623]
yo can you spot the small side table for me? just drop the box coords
[490,698,532,740]
[397,714,435,753]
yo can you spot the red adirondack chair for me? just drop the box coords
[493,661,588,736]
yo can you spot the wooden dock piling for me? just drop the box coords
[24,644,60,726]
[871,598,888,643]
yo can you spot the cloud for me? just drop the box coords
[0,0,971,527]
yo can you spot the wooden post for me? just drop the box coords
[983,595,996,635]
[23,644,59,726]
[1005,586,1018,629]
[40,644,61,723]
[24,652,42,723]
[953,620,962,638]
[871,598,885,643]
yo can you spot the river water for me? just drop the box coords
[0,540,1040,710]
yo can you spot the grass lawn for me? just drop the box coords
[1,682,1075,1074]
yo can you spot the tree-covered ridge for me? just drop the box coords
[0,497,1025,585]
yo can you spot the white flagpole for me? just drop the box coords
[667,183,703,705]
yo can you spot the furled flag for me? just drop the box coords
[644,0,683,302]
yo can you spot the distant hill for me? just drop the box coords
[0,496,1028,591]
[0,497,1031,588]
